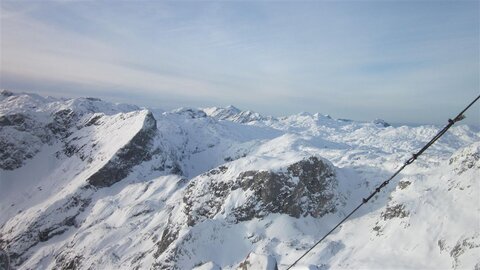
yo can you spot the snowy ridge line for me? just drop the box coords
[1,91,478,269]
[285,94,480,270]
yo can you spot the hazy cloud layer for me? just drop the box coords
[1,1,478,124]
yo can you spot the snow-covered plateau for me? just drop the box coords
[0,89,479,270]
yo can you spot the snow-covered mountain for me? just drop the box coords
[0,90,479,269]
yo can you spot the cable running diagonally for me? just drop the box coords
[285,94,480,270]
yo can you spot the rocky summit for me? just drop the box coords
[0,91,479,269]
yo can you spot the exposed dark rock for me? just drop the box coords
[223,153,247,163]
[194,261,221,270]
[86,112,157,187]
[204,106,267,123]
[184,179,233,226]
[170,163,183,175]
[438,239,446,252]
[449,145,480,175]
[155,225,180,258]
[38,227,69,242]
[84,114,102,127]
[37,215,78,242]
[0,113,27,127]
[381,204,409,220]
[1,89,14,97]
[47,109,76,139]
[55,252,83,270]
[0,248,11,270]
[2,193,92,267]
[204,165,228,177]
[234,171,290,221]
[0,140,36,170]
[237,253,278,270]
[173,108,207,119]
[131,209,153,218]
[232,111,265,123]
[233,157,336,220]
[0,108,80,170]
[397,180,411,190]
[450,236,480,268]
[153,222,195,269]
[372,225,383,236]
[130,251,147,268]
[0,116,44,170]
[373,119,391,127]
[63,143,77,158]
[183,156,337,227]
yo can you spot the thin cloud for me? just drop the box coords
[0,7,231,101]
[0,1,478,124]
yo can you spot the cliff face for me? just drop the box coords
[86,112,158,188]
[0,92,174,268]
[0,106,164,267]
[183,156,337,227]
[153,156,341,269]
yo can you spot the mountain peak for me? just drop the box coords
[1,91,478,270]
[1,89,14,97]
[225,104,241,112]
[171,107,207,118]
[202,105,265,123]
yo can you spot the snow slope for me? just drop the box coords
[0,90,479,269]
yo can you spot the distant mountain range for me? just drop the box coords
[1,90,479,269]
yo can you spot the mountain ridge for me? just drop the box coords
[0,90,478,269]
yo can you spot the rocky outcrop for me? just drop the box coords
[0,92,141,171]
[450,236,480,269]
[237,253,278,270]
[373,119,391,127]
[0,113,30,127]
[0,248,11,270]
[87,112,158,187]
[202,106,269,123]
[1,189,93,267]
[46,109,76,139]
[193,261,222,270]
[381,204,409,220]
[155,215,181,259]
[234,157,337,220]
[54,252,83,270]
[173,108,207,119]
[155,157,338,264]
[0,108,77,170]
[0,89,14,97]
[449,142,480,175]
[0,137,39,170]
[0,113,50,170]
[183,156,337,227]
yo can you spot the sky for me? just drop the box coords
[0,1,479,125]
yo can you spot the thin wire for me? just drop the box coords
[285,94,480,270]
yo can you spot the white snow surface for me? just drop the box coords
[0,90,479,269]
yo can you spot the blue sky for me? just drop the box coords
[1,1,479,124]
